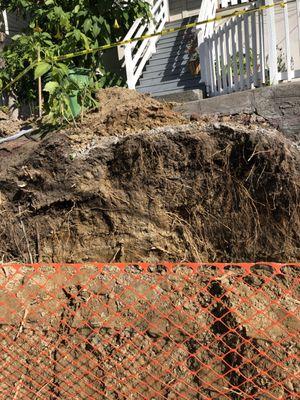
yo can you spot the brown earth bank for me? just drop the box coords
[0,88,299,263]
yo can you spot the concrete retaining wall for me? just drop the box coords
[176,82,300,142]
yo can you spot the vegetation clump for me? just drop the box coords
[0,0,150,122]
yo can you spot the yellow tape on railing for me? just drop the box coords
[50,0,294,63]
[0,0,295,93]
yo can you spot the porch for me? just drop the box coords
[124,0,300,100]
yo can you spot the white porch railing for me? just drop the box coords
[199,0,300,96]
[124,0,169,89]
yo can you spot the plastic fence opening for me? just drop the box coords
[0,263,299,399]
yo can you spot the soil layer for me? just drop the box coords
[0,89,299,262]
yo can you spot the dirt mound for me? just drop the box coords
[67,87,185,138]
[0,88,299,263]
[0,110,24,137]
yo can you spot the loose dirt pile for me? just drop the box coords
[68,87,186,138]
[0,109,24,137]
[0,88,299,262]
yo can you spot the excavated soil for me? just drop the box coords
[69,87,186,138]
[0,88,299,399]
[0,88,299,263]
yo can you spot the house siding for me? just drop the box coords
[1,11,27,48]
[169,0,201,19]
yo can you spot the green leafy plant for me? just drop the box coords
[0,0,151,123]
[42,62,78,124]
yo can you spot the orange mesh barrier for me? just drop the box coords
[0,263,299,399]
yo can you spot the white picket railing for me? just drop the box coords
[124,0,169,89]
[201,3,263,95]
[199,0,300,96]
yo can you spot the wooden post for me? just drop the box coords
[258,3,266,85]
[215,30,222,94]
[296,0,300,53]
[244,13,251,89]
[37,47,43,118]
[199,42,207,84]
[164,0,170,22]
[149,15,157,55]
[225,22,232,93]
[2,10,9,35]
[219,28,227,93]
[124,44,135,89]
[283,2,292,81]
[237,16,244,90]
[251,11,258,87]
[231,21,239,92]
[208,37,216,96]
[265,0,278,85]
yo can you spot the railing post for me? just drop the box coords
[258,2,266,84]
[296,0,300,53]
[124,44,136,89]
[147,0,156,39]
[149,16,157,54]
[199,42,207,85]
[2,10,9,35]
[265,0,278,85]
[283,1,292,81]
[164,0,170,21]
[296,0,300,54]
[197,0,219,96]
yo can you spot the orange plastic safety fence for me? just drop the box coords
[0,263,299,399]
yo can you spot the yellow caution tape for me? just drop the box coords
[1,60,38,93]
[50,0,295,63]
[0,0,295,93]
